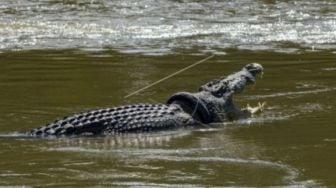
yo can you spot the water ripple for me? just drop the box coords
[249,87,336,100]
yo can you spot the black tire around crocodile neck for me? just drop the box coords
[167,92,212,124]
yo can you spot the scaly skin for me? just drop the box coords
[26,63,264,137]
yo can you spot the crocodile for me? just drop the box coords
[25,63,264,137]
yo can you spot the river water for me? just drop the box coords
[0,0,336,187]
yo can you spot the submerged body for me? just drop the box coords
[26,63,264,137]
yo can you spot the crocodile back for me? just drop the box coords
[27,104,193,136]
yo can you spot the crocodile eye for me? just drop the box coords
[244,63,263,75]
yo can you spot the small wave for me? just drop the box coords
[0,173,31,177]
[324,138,336,142]
[250,87,336,99]
[207,112,293,128]
[112,181,203,188]
[145,156,295,171]
[322,67,336,71]
[49,146,219,156]
[0,132,30,138]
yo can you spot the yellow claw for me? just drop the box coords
[246,102,266,114]
[259,72,264,79]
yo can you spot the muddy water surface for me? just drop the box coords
[0,50,335,187]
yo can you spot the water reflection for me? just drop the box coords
[43,129,318,187]
[52,131,191,150]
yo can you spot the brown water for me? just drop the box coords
[0,49,335,187]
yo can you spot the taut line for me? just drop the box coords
[124,54,215,99]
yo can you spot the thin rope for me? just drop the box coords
[191,97,200,118]
[124,54,215,99]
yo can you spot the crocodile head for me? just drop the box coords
[167,63,264,124]
[199,63,264,97]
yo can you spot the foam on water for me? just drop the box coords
[1,0,336,54]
